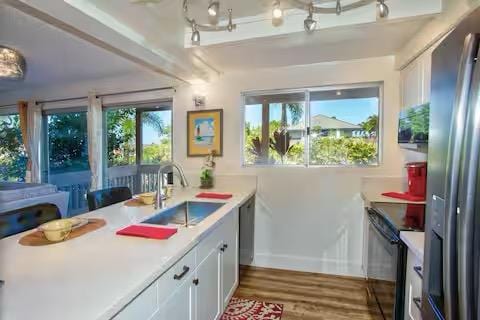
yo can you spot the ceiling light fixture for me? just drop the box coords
[0,46,26,81]
[227,9,234,32]
[336,0,342,15]
[272,0,283,19]
[183,0,236,46]
[377,0,389,18]
[191,21,200,45]
[207,0,220,17]
[304,3,317,33]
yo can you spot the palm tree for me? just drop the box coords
[280,103,303,128]
[142,112,164,136]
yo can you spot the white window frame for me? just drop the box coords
[240,82,384,168]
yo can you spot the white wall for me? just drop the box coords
[396,0,480,69]
[174,56,404,276]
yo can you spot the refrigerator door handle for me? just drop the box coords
[443,33,480,320]
[457,41,480,320]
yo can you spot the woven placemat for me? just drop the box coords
[124,198,151,207]
[19,218,106,246]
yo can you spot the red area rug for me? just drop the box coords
[221,297,283,320]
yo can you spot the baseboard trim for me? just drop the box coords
[252,253,363,277]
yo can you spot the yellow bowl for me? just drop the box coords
[138,192,155,205]
[38,219,73,242]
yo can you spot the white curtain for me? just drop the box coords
[87,92,103,191]
[26,100,42,183]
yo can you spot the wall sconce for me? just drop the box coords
[193,95,206,108]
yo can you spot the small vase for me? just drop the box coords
[200,169,214,189]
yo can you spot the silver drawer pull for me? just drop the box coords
[173,266,190,280]
[413,297,422,310]
[413,266,423,279]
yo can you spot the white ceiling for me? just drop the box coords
[192,16,433,71]
[0,4,150,92]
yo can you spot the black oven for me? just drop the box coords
[367,208,407,320]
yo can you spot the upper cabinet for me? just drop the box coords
[401,47,434,110]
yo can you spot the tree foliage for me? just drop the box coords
[47,112,89,172]
[0,115,27,181]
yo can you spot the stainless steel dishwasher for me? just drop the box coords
[239,195,255,266]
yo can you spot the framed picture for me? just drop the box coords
[187,109,223,157]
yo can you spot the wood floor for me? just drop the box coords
[234,266,383,320]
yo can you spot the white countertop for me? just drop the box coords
[361,176,426,205]
[400,231,425,261]
[0,176,256,320]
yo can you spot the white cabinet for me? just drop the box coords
[196,244,223,320]
[221,211,239,306]
[156,272,195,320]
[113,208,239,320]
[404,249,423,320]
[401,48,433,109]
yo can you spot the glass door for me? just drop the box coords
[43,109,91,216]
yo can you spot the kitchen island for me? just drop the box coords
[0,176,256,320]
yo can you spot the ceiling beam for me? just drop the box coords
[5,0,218,84]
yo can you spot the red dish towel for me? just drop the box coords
[382,192,425,202]
[196,192,233,200]
[116,225,177,240]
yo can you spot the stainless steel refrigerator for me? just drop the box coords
[422,6,480,320]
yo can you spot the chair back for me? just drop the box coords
[87,187,132,211]
[0,203,61,239]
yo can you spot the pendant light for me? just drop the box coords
[377,0,389,18]
[336,0,342,15]
[272,0,283,19]
[191,20,200,45]
[304,3,317,33]
[207,0,220,17]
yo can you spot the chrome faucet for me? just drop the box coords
[155,162,189,209]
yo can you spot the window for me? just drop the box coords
[105,104,172,168]
[0,113,27,181]
[42,109,91,215]
[104,102,173,194]
[243,84,380,167]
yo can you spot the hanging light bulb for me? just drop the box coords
[227,9,234,32]
[304,3,316,33]
[272,0,283,19]
[336,0,342,15]
[377,0,389,18]
[208,0,220,17]
[191,20,200,45]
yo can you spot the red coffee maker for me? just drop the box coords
[405,162,428,199]
[382,162,428,201]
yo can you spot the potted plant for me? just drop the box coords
[200,150,216,189]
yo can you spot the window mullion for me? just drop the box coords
[261,102,270,164]
[305,90,310,167]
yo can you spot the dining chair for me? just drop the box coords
[87,187,132,211]
[0,203,61,239]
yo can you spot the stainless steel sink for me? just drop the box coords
[142,201,225,226]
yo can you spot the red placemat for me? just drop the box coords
[382,192,425,202]
[196,192,233,199]
[116,225,177,240]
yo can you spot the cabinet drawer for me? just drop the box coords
[158,248,196,304]
[196,214,233,264]
[114,280,158,320]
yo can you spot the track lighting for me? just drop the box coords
[208,0,219,17]
[336,0,342,15]
[191,21,200,45]
[227,9,234,32]
[272,0,283,19]
[377,0,389,18]
[304,3,316,33]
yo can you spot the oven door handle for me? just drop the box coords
[368,212,400,245]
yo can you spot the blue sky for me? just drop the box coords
[143,110,172,145]
[245,98,378,127]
